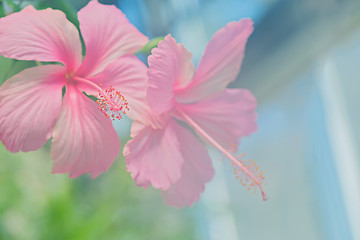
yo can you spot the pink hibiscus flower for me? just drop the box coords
[124,19,267,208]
[0,0,149,178]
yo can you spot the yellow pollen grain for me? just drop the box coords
[65,71,75,79]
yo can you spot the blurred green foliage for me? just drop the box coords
[0,1,197,239]
[3,0,19,12]
[0,145,196,240]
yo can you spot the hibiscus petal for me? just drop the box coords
[177,89,257,150]
[0,6,82,70]
[0,65,65,152]
[77,0,148,77]
[162,122,214,208]
[147,35,195,114]
[51,86,120,178]
[87,55,164,128]
[124,120,184,190]
[175,19,253,103]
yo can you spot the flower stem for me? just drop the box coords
[176,107,267,201]
[74,76,106,96]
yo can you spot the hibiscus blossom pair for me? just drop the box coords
[0,0,266,207]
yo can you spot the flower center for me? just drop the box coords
[65,71,75,80]
[73,77,129,121]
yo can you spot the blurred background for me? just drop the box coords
[0,0,360,239]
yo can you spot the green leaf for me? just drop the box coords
[0,56,36,86]
[0,4,5,17]
[0,56,13,84]
[137,37,165,55]
[36,0,79,28]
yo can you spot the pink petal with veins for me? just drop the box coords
[162,122,214,208]
[0,6,82,70]
[0,65,65,152]
[147,35,195,114]
[124,120,183,190]
[175,19,254,103]
[51,86,120,178]
[77,0,148,77]
[177,89,257,150]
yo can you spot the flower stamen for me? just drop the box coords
[96,86,129,120]
[73,77,129,121]
[176,107,267,201]
[231,153,265,194]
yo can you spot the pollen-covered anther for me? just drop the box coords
[96,86,129,121]
[230,153,265,194]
